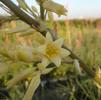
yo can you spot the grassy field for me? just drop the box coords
[0,19,101,100]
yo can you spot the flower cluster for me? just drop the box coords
[0,32,70,100]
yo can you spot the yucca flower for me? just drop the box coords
[43,0,67,16]
[38,33,70,67]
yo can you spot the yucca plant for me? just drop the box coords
[0,0,101,100]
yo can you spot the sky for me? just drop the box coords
[0,0,101,19]
[67,0,101,19]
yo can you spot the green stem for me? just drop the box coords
[0,0,41,32]
[40,4,45,21]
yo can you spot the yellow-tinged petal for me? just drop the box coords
[42,57,50,67]
[37,45,46,54]
[51,56,61,67]
[42,67,55,75]
[45,42,60,58]
[46,32,53,41]
[23,74,40,100]
[60,48,70,58]
[54,38,64,47]
[43,0,67,16]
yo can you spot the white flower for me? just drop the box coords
[38,33,70,67]
[43,0,67,16]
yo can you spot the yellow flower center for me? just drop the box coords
[45,42,60,58]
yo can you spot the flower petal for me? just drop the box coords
[43,0,67,16]
[46,32,53,41]
[42,57,50,67]
[42,67,55,75]
[61,48,70,58]
[54,38,64,47]
[37,45,46,54]
[51,56,61,67]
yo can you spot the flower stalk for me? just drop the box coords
[0,0,100,90]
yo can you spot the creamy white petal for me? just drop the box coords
[61,48,70,58]
[54,38,64,47]
[42,57,50,67]
[46,32,53,41]
[37,45,46,54]
[51,56,61,67]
